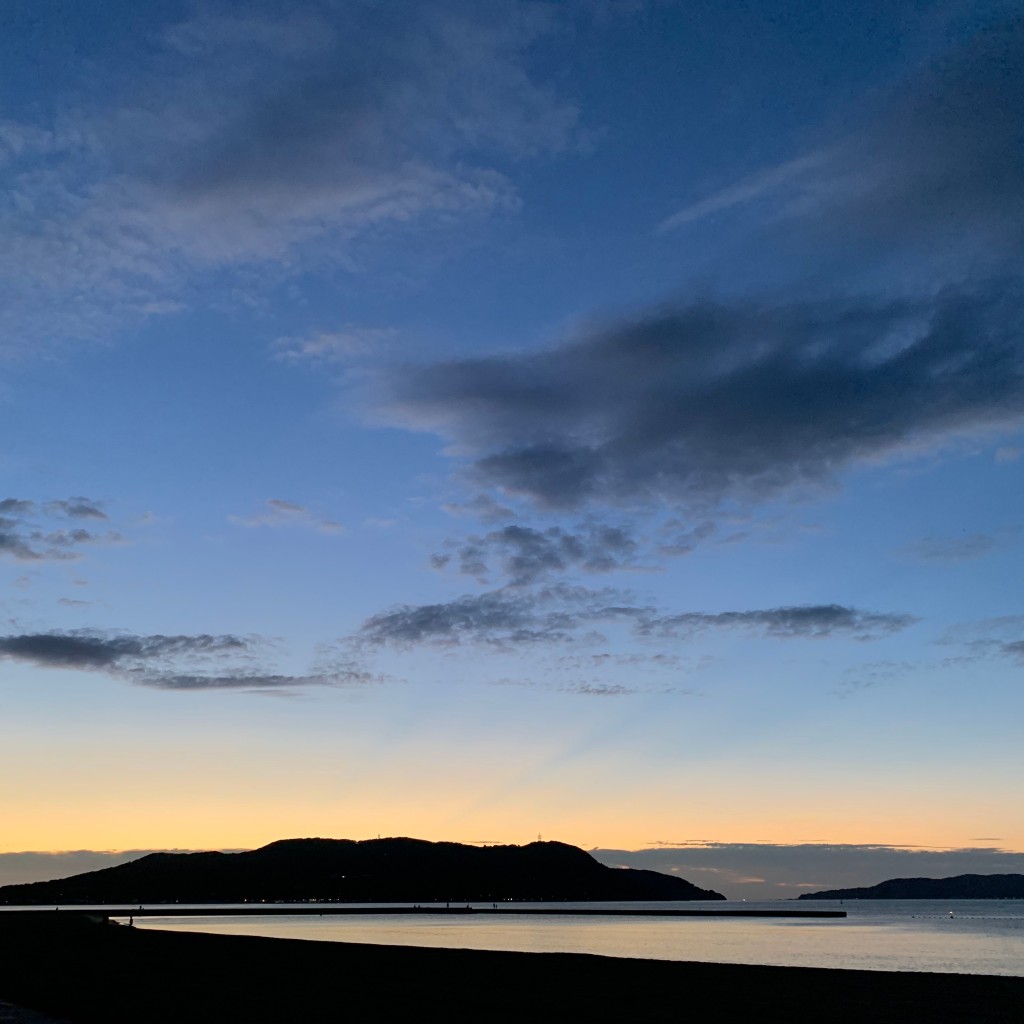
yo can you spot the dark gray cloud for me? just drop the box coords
[592,842,1024,900]
[820,18,1024,261]
[45,498,108,520]
[383,20,1024,515]
[356,586,914,652]
[0,496,121,561]
[1001,640,1024,662]
[0,632,246,670]
[0,530,44,562]
[0,629,366,692]
[357,584,644,650]
[384,283,1024,510]
[432,509,722,588]
[0,527,114,561]
[638,605,917,642]
[433,522,641,585]
[0,499,34,515]
[36,528,122,552]
[146,672,338,692]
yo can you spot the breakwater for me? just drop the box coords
[1,903,846,922]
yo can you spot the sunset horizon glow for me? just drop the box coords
[2,2,1022,902]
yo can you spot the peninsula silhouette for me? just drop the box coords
[797,873,1024,900]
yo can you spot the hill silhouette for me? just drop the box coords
[0,837,725,904]
[797,873,1024,900]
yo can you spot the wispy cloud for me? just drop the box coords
[901,526,1020,563]
[837,660,917,696]
[937,615,1024,665]
[228,499,343,535]
[273,326,395,364]
[658,152,828,233]
[441,494,517,523]
[659,20,1024,268]
[0,3,581,352]
[562,682,637,697]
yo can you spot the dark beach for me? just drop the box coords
[1,916,1021,1023]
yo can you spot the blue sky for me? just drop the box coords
[1,0,1022,897]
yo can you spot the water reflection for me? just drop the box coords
[136,900,1024,976]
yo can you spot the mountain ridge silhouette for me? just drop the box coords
[0,836,726,903]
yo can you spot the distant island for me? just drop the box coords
[0,837,725,904]
[797,873,1024,900]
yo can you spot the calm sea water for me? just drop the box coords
[131,900,1024,977]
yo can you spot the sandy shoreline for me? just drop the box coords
[1,917,1022,1022]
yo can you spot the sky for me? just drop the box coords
[1,0,1022,900]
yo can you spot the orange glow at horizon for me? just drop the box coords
[3,792,1021,856]
[3,677,1020,857]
